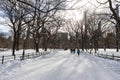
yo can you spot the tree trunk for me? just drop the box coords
[42,36,48,51]
[96,39,99,51]
[12,34,16,56]
[81,36,84,51]
[35,43,39,53]
[104,38,106,52]
[94,38,97,53]
[16,38,19,50]
[116,38,119,52]
[22,38,26,54]
[12,41,16,56]
[116,24,119,52]
[16,31,20,50]
[44,38,48,51]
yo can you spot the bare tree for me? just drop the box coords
[96,0,120,51]
[0,0,29,56]
[87,11,113,52]
[42,15,64,50]
[1,0,67,53]
[18,0,67,52]
[64,19,83,49]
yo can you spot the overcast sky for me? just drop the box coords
[64,0,110,20]
[0,0,110,33]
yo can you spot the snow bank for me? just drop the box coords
[0,49,46,56]
[97,49,120,56]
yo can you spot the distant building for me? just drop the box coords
[57,32,68,41]
[55,32,69,49]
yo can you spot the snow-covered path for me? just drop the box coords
[0,50,120,80]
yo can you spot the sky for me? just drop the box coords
[0,11,10,33]
[65,0,94,20]
[0,0,110,33]
[0,12,11,32]
[64,0,109,20]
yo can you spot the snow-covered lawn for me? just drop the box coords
[0,49,45,56]
[93,49,120,56]
[0,49,120,80]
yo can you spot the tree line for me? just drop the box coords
[0,0,120,56]
[0,0,67,56]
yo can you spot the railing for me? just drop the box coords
[0,51,49,64]
[94,53,120,61]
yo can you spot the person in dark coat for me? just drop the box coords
[73,49,75,54]
[70,49,75,54]
[70,49,73,53]
[77,49,80,56]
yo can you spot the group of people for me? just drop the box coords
[70,49,80,56]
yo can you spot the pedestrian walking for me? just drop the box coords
[70,49,75,54]
[77,49,80,56]
[73,49,75,54]
[70,49,73,53]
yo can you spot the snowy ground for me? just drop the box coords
[0,49,45,56]
[0,49,120,80]
[97,49,120,56]
[89,49,120,56]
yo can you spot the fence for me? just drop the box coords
[0,51,49,64]
[94,53,120,61]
